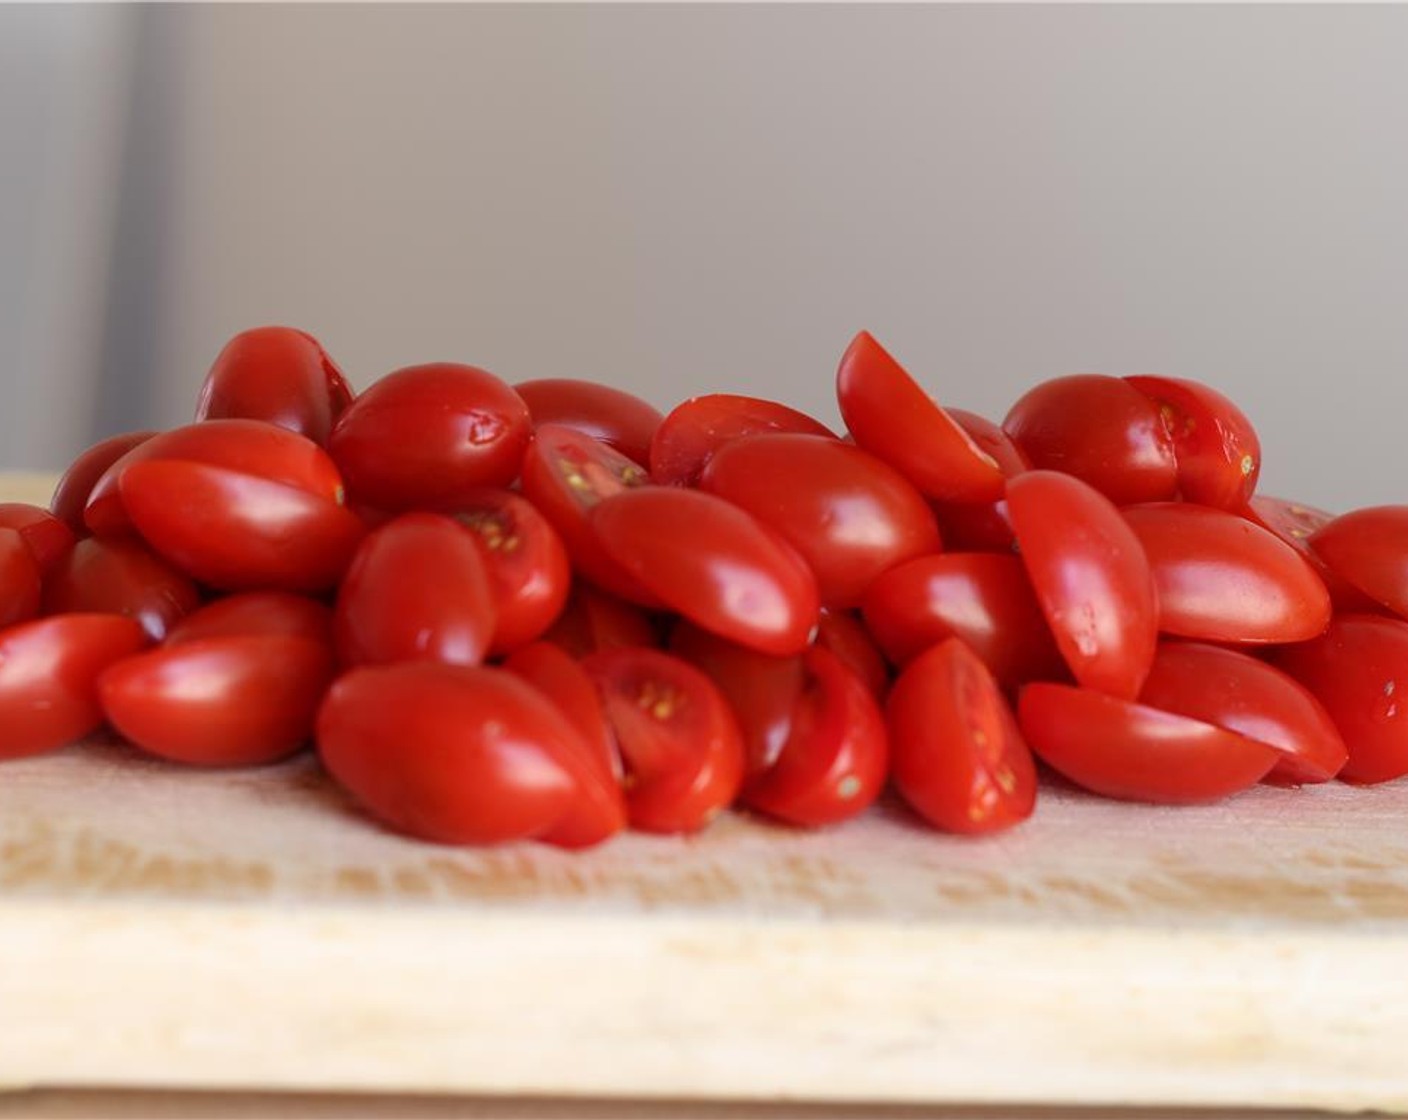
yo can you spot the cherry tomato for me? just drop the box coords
[543,584,659,659]
[166,592,333,647]
[49,430,157,535]
[1122,503,1331,644]
[1243,495,1380,613]
[589,487,820,656]
[0,614,150,760]
[836,331,1005,502]
[514,378,663,467]
[1003,375,1177,506]
[0,529,42,629]
[328,363,531,511]
[99,635,334,767]
[317,662,584,845]
[1307,506,1408,622]
[814,608,889,702]
[648,393,836,487]
[1007,471,1158,699]
[699,433,942,608]
[195,326,353,446]
[1018,681,1278,803]
[334,513,495,668]
[928,409,1027,552]
[0,503,75,574]
[1137,641,1346,785]
[1270,614,1408,785]
[582,648,744,833]
[44,536,202,642]
[1125,375,1260,509]
[887,638,1036,834]
[120,460,366,593]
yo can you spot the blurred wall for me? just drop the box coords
[4,5,1408,509]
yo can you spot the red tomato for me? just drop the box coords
[328,363,531,511]
[334,513,495,668]
[836,331,1004,502]
[582,648,745,834]
[1003,375,1178,506]
[0,614,150,760]
[589,487,820,656]
[451,488,571,655]
[1019,682,1278,803]
[1007,471,1158,699]
[195,326,353,445]
[931,498,1017,554]
[99,635,334,766]
[698,433,942,608]
[861,553,1063,690]
[44,536,202,642]
[648,393,836,487]
[0,503,75,574]
[120,460,366,593]
[1125,375,1260,509]
[543,584,659,659]
[1308,506,1408,622]
[814,608,890,702]
[887,638,1037,834]
[317,663,584,845]
[1243,495,1380,613]
[1122,503,1331,644]
[49,430,157,535]
[166,592,333,647]
[1270,614,1408,785]
[1137,641,1346,785]
[514,378,664,467]
[0,529,42,629]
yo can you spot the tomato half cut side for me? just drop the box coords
[43,537,202,642]
[1243,495,1380,614]
[0,504,75,574]
[648,393,836,487]
[0,529,42,630]
[1308,506,1408,623]
[50,430,157,535]
[166,592,333,647]
[514,378,664,468]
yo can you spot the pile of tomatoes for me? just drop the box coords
[1,325,1403,848]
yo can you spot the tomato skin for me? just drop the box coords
[44,537,202,642]
[1270,614,1408,785]
[1125,375,1260,510]
[887,638,1036,834]
[0,529,42,629]
[1308,506,1408,622]
[928,410,1027,552]
[195,326,353,446]
[99,635,334,767]
[120,461,366,594]
[328,363,531,511]
[1122,503,1331,644]
[814,609,890,702]
[166,592,333,647]
[1018,681,1278,804]
[648,393,836,487]
[0,614,150,760]
[334,513,495,668]
[0,504,75,574]
[543,584,659,659]
[514,378,664,468]
[589,487,820,656]
[1003,375,1178,506]
[1244,495,1380,614]
[699,433,942,609]
[1007,471,1158,700]
[50,430,157,535]
[317,663,583,845]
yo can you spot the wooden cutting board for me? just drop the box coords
[2,472,1406,1113]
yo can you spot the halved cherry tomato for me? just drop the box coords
[44,537,202,642]
[1007,471,1158,699]
[814,608,890,702]
[589,487,820,656]
[514,378,663,467]
[0,504,75,574]
[836,331,1004,502]
[648,393,836,487]
[50,430,157,535]
[581,647,745,834]
[1122,503,1330,644]
[887,638,1036,834]
[317,662,584,845]
[1003,375,1178,506]
[1125,375,1260,509]
[328,363,531,511]
[99,635,334,766]
[543,584,659,658]
[1243,495,1381,613]
[928,409,1027,552]
[166,592,333,647]
[1018,681,1278,803]
[334,513,495,668]
[0,529,42,629]
[1308,506,1408,622]
[0,614,150,760]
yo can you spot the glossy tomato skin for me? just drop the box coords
[1018,682,1278,804]
[44,536,202,642]
[334,513,495,668]
[1125,375,1260,510]
[1007,471,1158,699]
[814,609,890,702]
[1270,614,1408,785]
[99,635,334,767]
[1137,641,1346,785]
[1003,375,1178,507]
[543,584,659,659]
[648,393,836,487]
[887,638,1037,834]
[317,663,583,845]
[195,326,353,446]
[1122,503,1331,644]
[328,363,531,511]
[166,592,333,647]
[0,529,42,629]
[50,430,157,535]
[699,433,942,608]
[514,378,664,468]
[589,486,820,656]
[0,504,75,574]
[1308,506,1408,621]
[928,410,1028,553]
[1244,495,1380,614]
[0,614,150,760]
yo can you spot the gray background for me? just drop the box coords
[4,4,1406,510]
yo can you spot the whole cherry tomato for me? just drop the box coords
[1243,495,1381,614]
[49,430,157,535]
[1308,506,1408,621]
[514,378,663,467]
[44,536,202,642]
[1125,375,1260,510]
[0,504,75,574]
[543,584,659,658]
[648,393,836,487]
[814,608,890,702]
[0,529,42,629]
[166,592,333,647]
